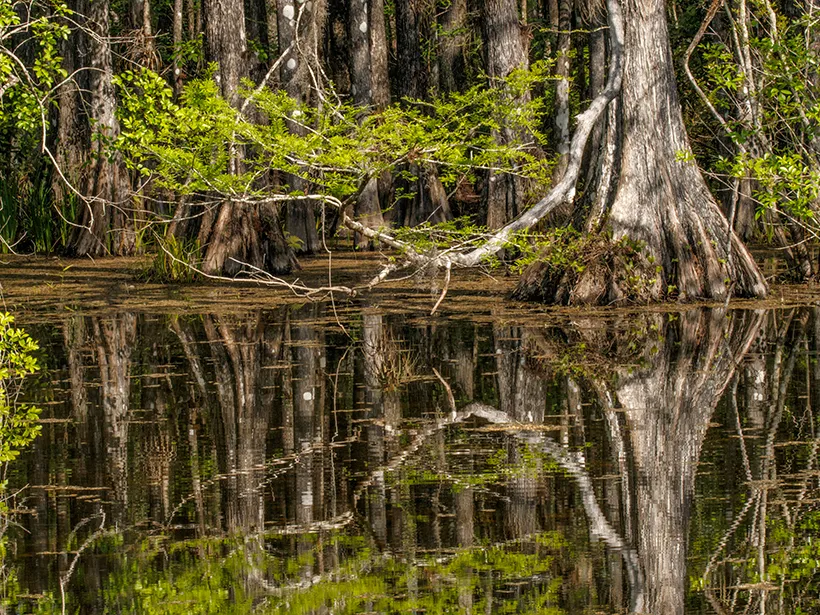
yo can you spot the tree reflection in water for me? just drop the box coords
[6,305,820,613]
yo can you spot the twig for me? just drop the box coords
[430,259,451,316]
[60,511,106,615]
[432,367,457,417]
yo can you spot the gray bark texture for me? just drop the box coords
[514,0,766,304]
[277,0,326,253]
[69,0,135,256]
[482,0,531,229]
[349,0,386,248]
[199,0,298,275]
[369,0,390,109]
[439,0,467,94]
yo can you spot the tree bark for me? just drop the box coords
[482,0,531,229]
[198,0,297,275]
[244,0,270,83]
[552,0,572,179]
[349,0,386,248]
[514,0,766,304]
[51,3,85,208]
[69,0,135,257]
[277,0,325,253]
[173,0,184,95]
[439,0,467,94]
[388,0,452,229]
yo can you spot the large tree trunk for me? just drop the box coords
[198,0,296,275]
[277,0,325,254]
[514,0,766,304]
[482,0,531,229]
[69,0,135,256]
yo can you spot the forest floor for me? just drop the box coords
[1,251,818,324]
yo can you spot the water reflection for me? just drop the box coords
[7,305,820,613]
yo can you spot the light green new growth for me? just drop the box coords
[0,312,41,464]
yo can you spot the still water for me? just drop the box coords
[4,304,819,613]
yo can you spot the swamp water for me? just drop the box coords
[3,302,820,614]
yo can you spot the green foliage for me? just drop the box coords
[0,313,41,463]
[0,0,70,131]
[1,0,71,253]
[0,312,41,607]
[93,530,564,615]
[507,227,657,298]
[0,160,59,253]
[392,216,489,253]
[689,9,820,233]
[764,511,820,609]
[140,234,203,283]
[113,66,551,213]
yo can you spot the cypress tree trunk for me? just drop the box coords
[173,0,184,95]
[514,0,766,304]
[394,0,426,100]
[244,0,269,83]
[391,0,451,228]
[439,0,467,94]
[198,0,296,276]
[552,0,572,179]
[277,0,325,254]
[370,0,390,109]
[51,2,85,210]
[482,0,531,229]
[69,0,135,256]
[349,0,386,248]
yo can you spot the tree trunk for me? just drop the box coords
[578,9,619,231]
[277,0,325,254]
[391,164,452,227]
[173,0,184,95]
[552,0,572,179]
[244,0,270,83]
[482,0,531,229]
[126,0,158,68]
[395,0,425,100]
[514,0,766,304]
[198,0,296,275]
[69,0,135,256]
[205,0,246,105]
[350,0,386,248]
[51,4,85,209]
[439,0,467,94]
[370,0,390,108]
[388,0,452,229]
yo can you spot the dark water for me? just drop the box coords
[4,304,820,614]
